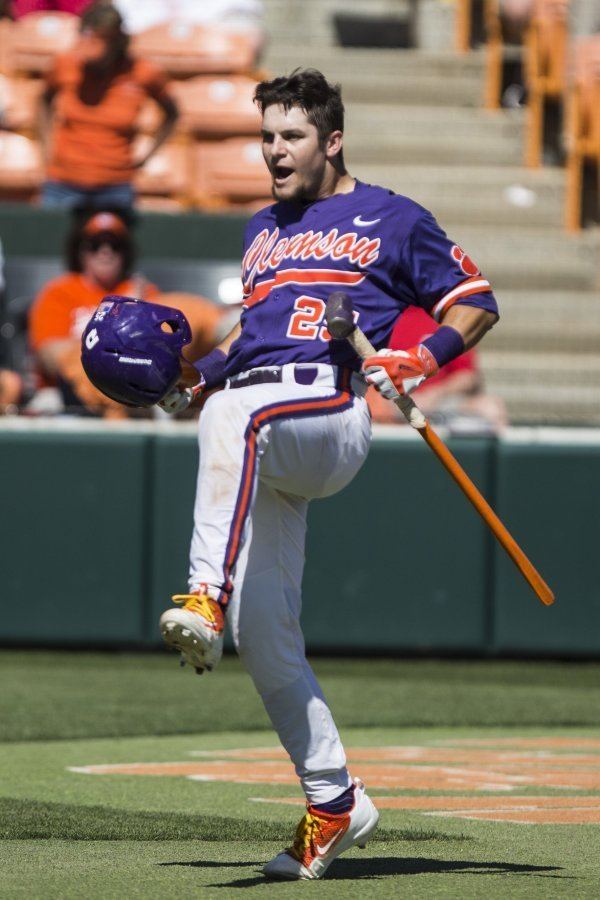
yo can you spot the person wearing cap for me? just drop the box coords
[40,3,178,209]
[28,208,232,415]
[29,209,160,414]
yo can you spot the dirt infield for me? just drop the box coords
[70,737,600,824]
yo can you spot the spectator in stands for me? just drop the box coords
[40,3,178,209]
[28,208,229,416]
[367,307,508,434]
[0,369,23,412]
[9,0,93,17]
[113,0,266,62]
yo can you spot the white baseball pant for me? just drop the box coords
[188,363,371,803]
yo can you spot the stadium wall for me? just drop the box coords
[0,204,248,260]
[1,421,598,657]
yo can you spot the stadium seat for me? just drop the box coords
[483,0,535,110]
[133,137,190,208]
[131,24,255,78]
[5,12,79,76]
[564,35,600,231]
[524,0,570,167]
[136,76,261,139]
[0,132,43,200]
[172,75,261,137]
[0,20,13,75]
[455,0,473,52]
[191,137,271,208]
[483,0,504,109]
[0,75,44,133]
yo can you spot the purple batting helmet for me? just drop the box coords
[81,295,192,407]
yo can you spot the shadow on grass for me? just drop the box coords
[181,857,566,888]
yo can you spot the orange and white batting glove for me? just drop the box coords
[362,345,439,398]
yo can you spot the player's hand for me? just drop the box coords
[159,384,201,414]
[362,345,439,396]
[158,358,203,414]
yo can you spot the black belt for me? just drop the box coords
[228,365,355,391]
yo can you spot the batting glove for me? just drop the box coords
[159,383,202,414]
[363,345,439,397]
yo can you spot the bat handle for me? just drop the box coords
[347,327,428,430]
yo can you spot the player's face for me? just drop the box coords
[261,104,337,203]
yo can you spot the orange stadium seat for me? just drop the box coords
[131,24,255,78]
[455,0,473,52]
[136,76,261,138]
[0,75,44,133]
[5,12,79,76]
[564,36,600,231]
[0,132,43,199]
[524,0,570,167]
[483,0,504,109]
[170,75,261,137]
[191,137,271,208]
[0,20,13,74]
[133,136,190,208]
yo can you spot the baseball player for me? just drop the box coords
[82,69,498,880]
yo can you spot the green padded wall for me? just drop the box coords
[0,203,248,259]
[492,440,600,655]
[0,430,150,643]
[1,425,599,656]
[148,432,199,643]
[301,435,495,651]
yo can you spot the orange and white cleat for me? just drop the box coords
[263,779,379,880]
[159,589,224,674]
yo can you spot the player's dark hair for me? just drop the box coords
[66,207,136,279]
[254,69,345,164]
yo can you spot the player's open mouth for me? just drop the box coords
[273,165,294,185]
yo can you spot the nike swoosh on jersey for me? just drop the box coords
[353,215,381,227]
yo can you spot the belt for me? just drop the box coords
[227,363,367,397]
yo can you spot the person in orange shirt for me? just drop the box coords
[29,209,230,415]
[40,4,178,209]
[367,306,508,433]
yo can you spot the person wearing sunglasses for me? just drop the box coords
[29,209,159,414]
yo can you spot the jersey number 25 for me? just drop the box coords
[286,296,358,342]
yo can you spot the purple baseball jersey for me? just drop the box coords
[225,180,498,376]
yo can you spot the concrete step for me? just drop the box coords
[484,290,600,352]
[351,163,564,227]
[480,351,600,425]
[346,129,523,167]
[265,0,418,49]
[264,45,486,78]
[263,47,485,106]
[456,228,599,291]
[345,103,522,140]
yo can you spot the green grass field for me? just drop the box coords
[1,651,600,898]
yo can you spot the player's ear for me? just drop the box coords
[325,130,343,160]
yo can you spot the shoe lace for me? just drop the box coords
[171,593,220,625]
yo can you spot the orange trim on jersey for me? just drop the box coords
[432,277,492,322]
[243,269,365,309]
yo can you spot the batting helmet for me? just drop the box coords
[81,295,192,407]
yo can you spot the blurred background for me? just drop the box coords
[0,0,599,659]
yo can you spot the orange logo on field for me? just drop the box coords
[68,737,600,825]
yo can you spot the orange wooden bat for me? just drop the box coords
[325,292,555,607]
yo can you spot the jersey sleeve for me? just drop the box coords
[397,211,499,322]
